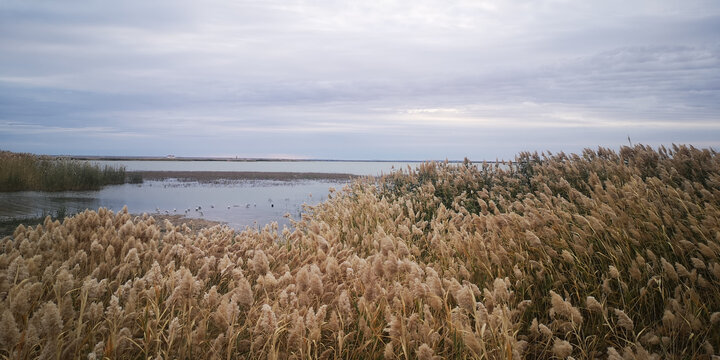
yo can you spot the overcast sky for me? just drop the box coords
[1,0,719,160]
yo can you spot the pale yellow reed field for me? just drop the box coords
[1,145,719,359]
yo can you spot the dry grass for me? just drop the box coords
[1,144,719,359]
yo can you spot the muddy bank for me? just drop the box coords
[130,170,359,182]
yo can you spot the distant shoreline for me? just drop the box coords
[131,170,360,182]
[65,155,496,163]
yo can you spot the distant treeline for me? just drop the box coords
[0,150,132,191]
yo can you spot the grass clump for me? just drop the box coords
[0,144,719,359]
[0,151,129,192]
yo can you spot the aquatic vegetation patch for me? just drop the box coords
[0,151,128,192]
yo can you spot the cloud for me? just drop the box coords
[0,121,150,138]
[1,0,719,158]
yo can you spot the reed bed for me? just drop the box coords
[0,151,127,192]
[0,144,719,359]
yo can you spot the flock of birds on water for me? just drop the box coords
[154,196,304,217]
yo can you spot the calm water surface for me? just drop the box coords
[91,160,421,175]
[2,161,422,229]
[1,161,495,230]
[0,179,349,230]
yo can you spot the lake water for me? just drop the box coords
[1,160,499,231]
[90,160,422,176]
[1,161,432,231]
[0,179,348,230]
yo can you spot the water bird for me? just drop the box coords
[227,205,231,209]
[173,208,176,212]
[210,205,214,208]
[246,204,250,208]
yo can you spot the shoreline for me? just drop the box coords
[131,170,361,182]
[64,155,501,163]
[68,156,444,162]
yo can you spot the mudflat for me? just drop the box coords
[130,170,360,182]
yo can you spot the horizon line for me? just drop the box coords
[62,155,508,163]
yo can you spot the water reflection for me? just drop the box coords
[0,179,348,230]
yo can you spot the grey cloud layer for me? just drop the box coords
[1,0,719,158]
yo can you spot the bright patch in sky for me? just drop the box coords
[1,0,719,159]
